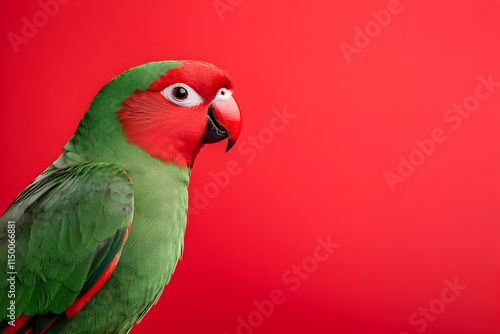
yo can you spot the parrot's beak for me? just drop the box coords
[201,95,242,152]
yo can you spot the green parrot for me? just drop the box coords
[0,60,242,333]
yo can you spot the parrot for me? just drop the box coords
[0,60,242,333]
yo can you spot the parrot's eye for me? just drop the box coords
[173,87,188,100]
[161,83,204,107]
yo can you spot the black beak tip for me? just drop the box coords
[225,139,236,152]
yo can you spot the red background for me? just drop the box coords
[1,1,499,333]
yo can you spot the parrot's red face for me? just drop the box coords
[117,61,241,168]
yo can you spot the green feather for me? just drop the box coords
[0,162,134,321]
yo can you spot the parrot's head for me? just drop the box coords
[116,60,241,168]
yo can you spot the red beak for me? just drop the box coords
[202,95,242,152]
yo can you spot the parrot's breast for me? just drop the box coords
[48,160,191,333]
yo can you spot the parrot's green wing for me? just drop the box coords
[0,162,134,333]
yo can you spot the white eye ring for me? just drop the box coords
[161,83,204,107]
[213,88,232,102]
